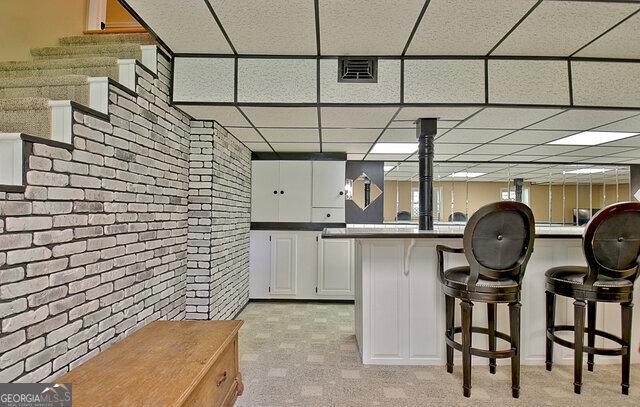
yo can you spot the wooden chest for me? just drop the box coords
[58,320,244,407]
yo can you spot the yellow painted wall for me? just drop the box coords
[384,180,630,223]
[106,0,140,28]
[0,0,88,61]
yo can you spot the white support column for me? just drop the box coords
[86,0,107,31]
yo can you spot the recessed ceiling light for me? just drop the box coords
[370,143,417,154]
[564,168,612,174]
[384,165,395,172]
[548,131,638,146]
[449,172,485,178]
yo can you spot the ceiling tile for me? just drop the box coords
[319,0,425,55]
[270,142,320,152]
[449,154,501,162]
[126,0,232,53]
[238,59,316,103]
[407,0,536,55]
[492,1,639,56]
[492,155,546,162]
[210,0,316,54]
[322,143,372,153]
[176,105,249,126]
[321,107,397,128]
[575,11,640,59]
[595,114,640,132]
[561,146,634,157]
[534,156,585,163]
[243,142,273,152]
[347,153,366,160]
[434,143,480,155]
[226,127,263,142]
[437,129,512,143]
[467,144,536,155]
[259,128,319,142]
[241,107,318,127]
[458,107,564,129]
[396,107,481,121]
[366,154,413,161]
[515,145,582,156]
[378,128,417,143]
[529,109,638,130]
[492,130,578,144]
[321,128,382,143]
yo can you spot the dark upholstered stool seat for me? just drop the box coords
[444,266,519,291]
[546,266,633,289]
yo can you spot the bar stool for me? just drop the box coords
[437,201,535,398]
[545,201,640,395]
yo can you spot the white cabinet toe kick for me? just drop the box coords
[353,238,640,366]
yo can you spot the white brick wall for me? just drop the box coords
[187,122,251,320]
[0,51,253,383]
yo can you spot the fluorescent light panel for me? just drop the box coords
[564,168,611,174]
[549,131,638,146]
[370,143,417,154]
[449,172,486,178]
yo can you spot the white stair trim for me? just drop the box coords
[117,59,137,91]
[0,133,24,186]
[140,45,158,75]
[87,77,109,114]
[48,100,73,144]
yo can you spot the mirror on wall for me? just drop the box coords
[383,162,631,226]
[347,172,383,210]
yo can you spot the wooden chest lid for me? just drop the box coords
[58,320,243,407]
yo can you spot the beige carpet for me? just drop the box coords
[236,301,639,407]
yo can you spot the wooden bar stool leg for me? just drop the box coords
[461,300,473,398]
[545,291,556,371]
[621,302,633,395]
[445,294,455,374]
[587,301,596,372]
[487,303,497,374]
[509,301,521,398]
[573,299,586,394]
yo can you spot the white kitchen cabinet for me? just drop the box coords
[311,207,345,223]
[317,238,354,296]
[251,161,312,222]
[312,161,346,208]
[251,161,279,222]
[249,231,354,300]
[269,233,297,295]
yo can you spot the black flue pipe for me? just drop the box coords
[417,118,437,231]
[514,178,524,203]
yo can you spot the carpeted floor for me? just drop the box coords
[235,301,639,406]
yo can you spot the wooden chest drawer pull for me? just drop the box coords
[217,371,228,387]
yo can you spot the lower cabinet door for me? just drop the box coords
[317,237,353,296]
[270,233,297,295]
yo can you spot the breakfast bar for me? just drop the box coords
[323,225,640,366]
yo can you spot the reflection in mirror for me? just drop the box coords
[383,162,631,227]
[349,172,382,210]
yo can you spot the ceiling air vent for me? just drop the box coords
[338,57,377,83]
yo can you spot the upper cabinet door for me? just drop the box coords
[312,161,346,208]
[278,161,312,222]
[251,161,280,222]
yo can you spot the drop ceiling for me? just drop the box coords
[123,0,640,162]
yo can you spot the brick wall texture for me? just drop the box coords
[0,51,251,382]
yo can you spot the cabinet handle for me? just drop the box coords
[326,213,331,218]
[339,191,344,196]
[280,190,284,194]
[273,190,277,194]
[217,371,228,387]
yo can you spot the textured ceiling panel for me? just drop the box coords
[437,129,511,143]
[126,0,231,53]
[404,60,485,103]
[238,59,317,103]
[175,105,249,126]
[210,0,316,54]
[468,144,536,155]
[243,142,273,152]
[433,143,480,155]
[320,59,401,103]
[492,1,638,56]
[173,58,234,102]
[459,107,563,129]
[319,0,425,55]
[321,107,397,128]
[595,114,640,132]
[396,107,481,121]
[515,145,582,156]
[322,143,372,153]
[530,109,637,130]
[270,142,320,152]
[321,128,382,143]
[575,11,640,59]
[492,130,578,145]
[259,128,319,143]
[571,61,640,108]
[225,127,263,142]
[366,153,414,161]
[488,60,570,105]
[241,107,318,127]
[407,0,536,55]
